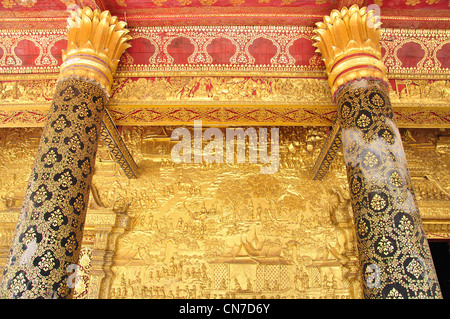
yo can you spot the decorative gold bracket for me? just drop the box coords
[311,120,342,180]
[100,110,138,179]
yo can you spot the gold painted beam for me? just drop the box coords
[0,26,449,80]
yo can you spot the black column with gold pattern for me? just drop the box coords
[0,7,131,298]
[0,79,106,298]
[313,5,442,298]
[337,79,441,298]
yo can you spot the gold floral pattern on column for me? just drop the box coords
[313,5,442,299]
[0,79,106,299]
[0,7,131,299]
[337,79,442,298]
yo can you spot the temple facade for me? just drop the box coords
[0,0,449,299]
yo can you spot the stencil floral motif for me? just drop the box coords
[376,236,395,256]
[33,250,60,276]
[41,148,62,168]
[61,232,78,256]
[406,259,424,279]
[54,169,77,190]
[363,151,379,168]
[387,287,404,299]
[9,271,30,297]
[51,115,71,133]
[397,214,414,236]
[31,184,52,207]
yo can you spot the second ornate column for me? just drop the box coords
[313,5,442,298]
[0,7,131,299]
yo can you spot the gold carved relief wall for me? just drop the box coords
[0,126,449,299]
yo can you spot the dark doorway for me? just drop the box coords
[429,241,450,299]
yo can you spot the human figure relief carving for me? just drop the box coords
[0,126,448,298]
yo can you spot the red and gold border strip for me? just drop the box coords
[1,104,449,128]
[0,26,448,79]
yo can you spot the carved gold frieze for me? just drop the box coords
[0,78,449,128]
[1,77,447,105]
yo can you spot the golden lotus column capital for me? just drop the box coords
[58,7,131,97]
[312,5,389,97]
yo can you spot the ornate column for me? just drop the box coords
[0,7,130,299]
[313,5,442,298]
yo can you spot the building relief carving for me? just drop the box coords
[0,126,448,298]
